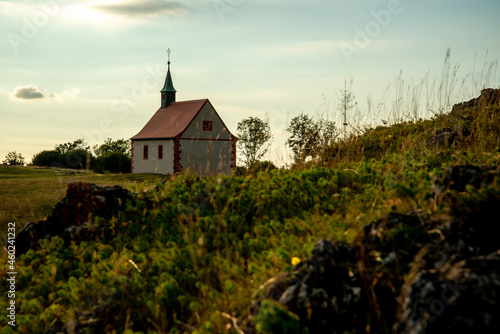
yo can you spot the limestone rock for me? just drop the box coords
[16,182,134,256]
[424,127,459,147]
[396,250,500,334]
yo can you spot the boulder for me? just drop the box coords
[424,127,458,147]
[16,182,134,256]
[432,164,499,198]
[424,126,471,148]
[392,164,500,333]
[279,241,365,334]
[395,250,500,333]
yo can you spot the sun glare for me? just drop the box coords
[62,2,120,25]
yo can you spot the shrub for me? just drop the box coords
[247,160,277,174]
[31,150,62,167]
[254,300,303,334]
[94,152,131,173]
[58,149,94,169]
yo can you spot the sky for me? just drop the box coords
[1,0,500,166]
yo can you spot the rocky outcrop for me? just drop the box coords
[246,164,500,333]
[15,182,134,257]
[396,165,500,333]
[278,241,365,334]
[425,88,499,148]
[433,164,499,196]
[396,250,500,333]
[451,88,500,115]
[424,127,459,147]
[424,126,472,148]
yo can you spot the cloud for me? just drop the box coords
[11,85,45,99]
[52,88,81,102]
[91,0,187,19]
[10,85,81,101]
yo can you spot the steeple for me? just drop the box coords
[161,48,176,109]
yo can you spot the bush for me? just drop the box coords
[254,300,303,334]
[94,152,131,173]
[31,150,62,167]
[247,160,277,174]
[58,149,94,169]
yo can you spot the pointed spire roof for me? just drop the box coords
[161,62,176,93]
[161,49,176,93]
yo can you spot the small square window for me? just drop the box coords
[158,145,163,160]
[203,121,212,131]
[143,145,149,160]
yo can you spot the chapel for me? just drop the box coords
[131,53,237,175]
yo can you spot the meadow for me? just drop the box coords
[0,167,166,235]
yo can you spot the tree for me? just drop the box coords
[286,114,317,161]
[52,139,93,169]
[286,114,338,162]
[3,151,25,165]
[316,118,339,150]
[93,138,131,174]
[31,150,61,167]
[55,139,91,154]
[236,117,272,167]
[339,79,357,140]
[94,138,131,158]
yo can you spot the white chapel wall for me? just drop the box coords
[181,102,232,140]
[132,139,174,174]
[180,139,233,175]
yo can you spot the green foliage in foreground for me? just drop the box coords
[1,160,427,333]
[1,103,499,333]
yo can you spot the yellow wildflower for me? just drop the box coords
[291,257,301,266]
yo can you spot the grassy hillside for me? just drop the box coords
[0,92,499,333]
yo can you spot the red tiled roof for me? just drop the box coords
[131,99,209,140]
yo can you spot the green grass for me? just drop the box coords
[0,99,499,333]
[0,166,167,234]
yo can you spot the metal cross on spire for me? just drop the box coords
[167,48,171,64]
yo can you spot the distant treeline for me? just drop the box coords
[31,138,131,173]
